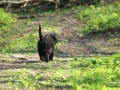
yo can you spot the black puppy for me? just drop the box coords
[37,25,58,62]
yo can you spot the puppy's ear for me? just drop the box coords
[52,33,58,44]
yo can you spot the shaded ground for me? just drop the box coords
[0,9,120,89]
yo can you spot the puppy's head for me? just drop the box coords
[51,33,58,44]
[45,33,58,44]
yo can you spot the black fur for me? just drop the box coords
[37,25,58,62]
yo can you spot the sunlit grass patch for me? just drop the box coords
[78,2,120,34]
[42,23,61,34]
[0,52,119,90]
[2,23,61,53]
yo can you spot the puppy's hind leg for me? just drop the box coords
[49,52,54,61]
[45,54,49,62]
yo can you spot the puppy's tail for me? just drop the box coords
[39,24,43,40]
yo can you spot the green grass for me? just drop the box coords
[2,23,61,53]
[0,52,119,90]
[0,7,62,53]
[0,8,17,48]
[78,2,120,34]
